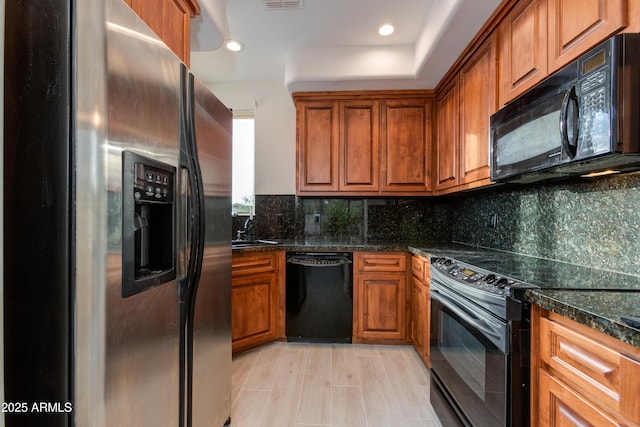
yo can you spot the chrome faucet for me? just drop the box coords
[236,216,253,240]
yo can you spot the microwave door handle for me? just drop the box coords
[559,85,579,159]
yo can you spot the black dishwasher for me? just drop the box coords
[286,252,353,343]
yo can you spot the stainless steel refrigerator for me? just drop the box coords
[3,0,232,426]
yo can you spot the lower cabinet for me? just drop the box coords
[531,305,640,426]
[410,255,430,366]
[353,252,408,342]
[231,251,285,354]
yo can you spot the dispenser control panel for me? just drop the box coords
[133,162,174,202]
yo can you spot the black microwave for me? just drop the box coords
[490,33,640,183]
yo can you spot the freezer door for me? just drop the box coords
[104,0,182,425]
[187,73,233,427]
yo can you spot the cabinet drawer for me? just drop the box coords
[411,255,430,282]
[539,314,640,423]
[232,252,278,278]
[357,252,407,272]
[538,368,620,427]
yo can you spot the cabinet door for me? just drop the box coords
[459,33,497,185]
[127,0,198,65]
[499,0,548,106]
[380,99,431,192]
[548,0,627,71]
[411,278,425,353]
[296,101,340,193]
[231,273,278,353]
[435,81,458,191]
[339,100,380,192]
[357,273,407,340]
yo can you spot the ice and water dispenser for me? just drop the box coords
[122,151,176,297]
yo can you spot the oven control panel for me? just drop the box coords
[431,257,536,297]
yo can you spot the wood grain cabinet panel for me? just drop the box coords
[296,101,340,192]
[410,254,430,367]
[125,0,199,65]
[499,0,548,106]
[354,252,408,342]
[548,0,627,71]
[531,306,640,426]
[458,32,496,186]
[231,252,284,354]
[340,100,380,192]
[435,80,459,191]
[538,369,621,427]
[381,99,432,192]
[294,92,433,196]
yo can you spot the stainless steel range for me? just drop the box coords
[429,256,538,427]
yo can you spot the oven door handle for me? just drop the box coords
[431,283,508,353]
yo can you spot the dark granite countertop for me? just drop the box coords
[233,240,640,347]
[525,289,640,347]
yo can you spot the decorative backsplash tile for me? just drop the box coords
[237,173,640,276]
[451,174,640,276]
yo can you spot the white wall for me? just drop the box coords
[207,80,296,195]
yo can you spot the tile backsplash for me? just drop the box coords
[451,174,640,275]
[237,173,640,275]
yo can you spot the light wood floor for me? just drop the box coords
[230,342,443,427]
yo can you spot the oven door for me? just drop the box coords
[429,281,509,427]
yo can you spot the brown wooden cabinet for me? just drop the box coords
[547,0,627,72]
[340,100,380,192]
[435,33,496,194]
[294,92,433,196]
[435,80,459,191]
[498,0,549,106]
[459,33,497,186]
[499,0,627,106]
[410,255,430,366]
[353,252,408,342]
[231,251,285,354]
[296,100,340,192]
[381,99,432,192]
[123,0,199,65]
[531,305,640,426]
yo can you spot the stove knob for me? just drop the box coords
[485,274,496,284]
[496,278,509,288]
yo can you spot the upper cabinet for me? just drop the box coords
[458,33,497,186]
[123,0,200,65]
[296,100,340,192]
[548,0,627,71]
[340,100,380,192]
[381,99,432,193]
[499,0,549,105]
[295,92,433,196]
[435,81,459,192]
[435,33,496,194]
[499,0,627,106]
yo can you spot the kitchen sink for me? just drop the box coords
[232,239,280,248]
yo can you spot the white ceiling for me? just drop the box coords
[190,0,502,93]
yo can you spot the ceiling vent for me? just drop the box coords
[262,0,304,10]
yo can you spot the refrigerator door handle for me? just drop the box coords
[179,67,199,295]
[184,71,207,427]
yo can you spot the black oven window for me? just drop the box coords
[431,301,507,427]
[440,311,487,401]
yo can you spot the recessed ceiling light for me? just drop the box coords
[225,39,245,52]
[377,23,394,36]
